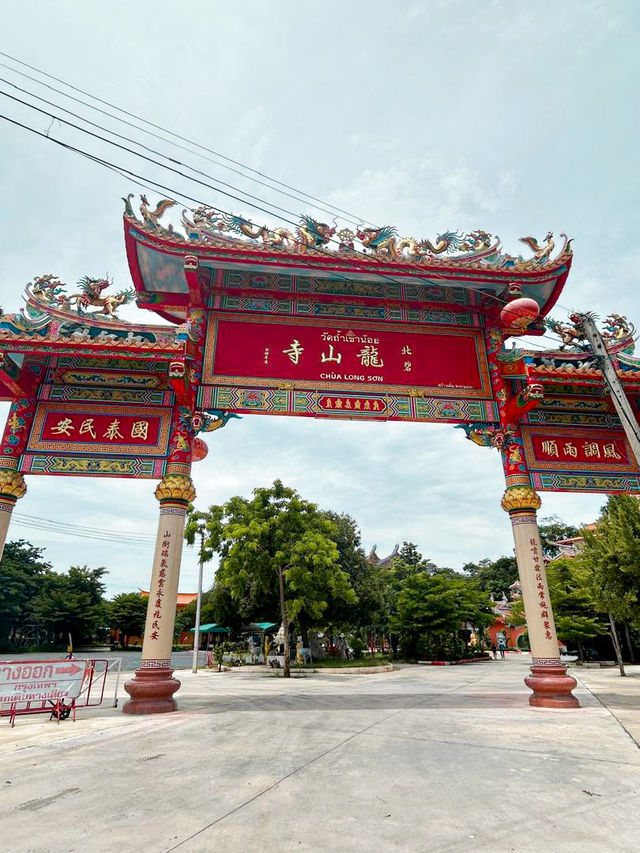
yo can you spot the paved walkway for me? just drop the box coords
[1,657,639,852]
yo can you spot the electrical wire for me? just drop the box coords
[1,110,481,307]
[0,49,581,322]
[0,60,543,302]
[4,86,483,298]
[2,94,416,294]
[0,51,372,226]
[0,88,320,228]
[1,98,574,339]
[13,512,155,540]
[12,513,155,544]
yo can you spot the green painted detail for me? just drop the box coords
[406,310,473,326]
[392,398,412,417]
[526,411,621,428]
[54,356,168,372]
[535,472,640,493]
[48,386,167,404]
[308,303,389,320]
[26,456,158,477]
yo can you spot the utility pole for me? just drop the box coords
[191,530,205,674]
[576,312,640,466]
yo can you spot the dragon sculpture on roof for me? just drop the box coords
[545,312,635,352]
[124,194,571,270]
[29,274,135,318]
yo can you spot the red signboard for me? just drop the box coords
[522,424,640,493]
[317,394,387,415]
[530,434,630,466]
[40,411,161,445]
[204,315,490,396]
[27,402,172,456]
[522,426,638,473]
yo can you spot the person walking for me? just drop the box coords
[490,642,497,660]
[498,638,506,659]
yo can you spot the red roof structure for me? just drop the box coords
[140,590,198,608]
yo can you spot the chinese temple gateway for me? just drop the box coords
[1,198,639,712]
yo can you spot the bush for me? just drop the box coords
[350,636,367,658]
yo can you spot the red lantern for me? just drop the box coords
[192,437,208,462]
[500,297,540,330]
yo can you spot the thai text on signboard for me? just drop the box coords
[204,315,491,396]
[0,660,87,704]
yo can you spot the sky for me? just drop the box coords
[1,0,639,596]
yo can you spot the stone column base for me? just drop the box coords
[122,667,181,714]
[525,664,579,708]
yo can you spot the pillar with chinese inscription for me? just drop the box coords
[123,408,196,714]
[501,479,579,707]
[0,399,35,560]
[483,325,578,707]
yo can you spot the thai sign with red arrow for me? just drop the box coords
[0,659,88,704]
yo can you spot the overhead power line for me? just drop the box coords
[0,110,466,298]
[1,93,571,337]
[0,88,317,227]
[0,50,579,330]
[12,512,155,545]
[1,102,525,311]
[0,50,372,226]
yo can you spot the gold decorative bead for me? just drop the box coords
[154,474,196,504]
[501,485,541,513]
[0,469,27,501]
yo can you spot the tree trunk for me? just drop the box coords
[278,564,290,678]
[609,612,626,676]
[390,633,398,659]
[576,639,584,663]
[623,622,636,664]
[299,616,309,648]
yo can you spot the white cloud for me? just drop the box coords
[0,0,636,597]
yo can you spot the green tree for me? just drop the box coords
[544,557,608,661]
[391,571,493,660]
[579,495,640,676]
[29,565,108,647]
[173,606,193,643]
[322,512,387,638]
[538,515,580,559]
[184,506,217,655]
[108,592,148,647]
[463,556,518,599]
[0,540,51,648]
[200,480,356,677]
[397,542,431,568]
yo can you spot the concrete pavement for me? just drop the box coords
[1,656,639,852]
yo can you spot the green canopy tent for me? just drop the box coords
[189,623,230,634]
[189,624,230,653]
[246,622,278,632]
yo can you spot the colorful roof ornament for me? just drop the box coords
[122,194,573,273]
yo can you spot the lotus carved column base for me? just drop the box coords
[525,664,579,708]
[123,667,181,714]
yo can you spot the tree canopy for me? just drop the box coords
[0,540,51,648]
[390,566,494,660]
[198,480,356,675]
[28,565,108,647]
[463,555,518,599]
[108,592,148,647]
[538,515,580,559]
